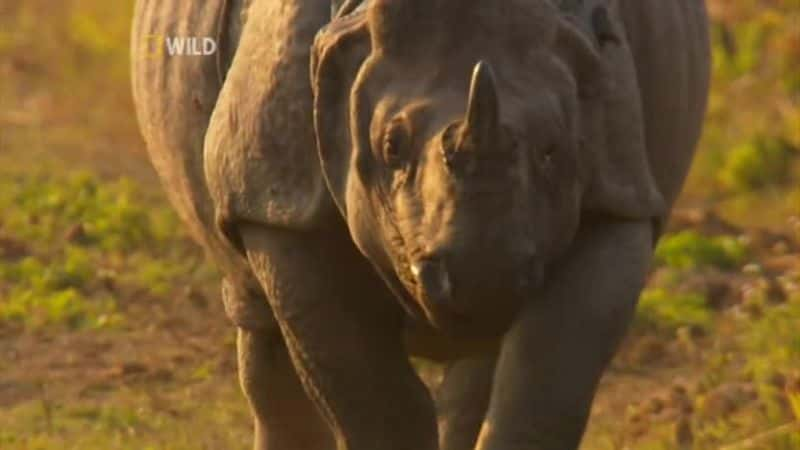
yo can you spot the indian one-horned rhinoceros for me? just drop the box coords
[131,0,709,448]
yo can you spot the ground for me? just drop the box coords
[0,0,798,449]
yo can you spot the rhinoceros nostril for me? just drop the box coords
[411,257,455,310]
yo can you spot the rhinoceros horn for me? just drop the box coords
[460,61,499,150]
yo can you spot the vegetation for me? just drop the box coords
[634,289,712,335]
[718,137,796,193]
[0,0,798,449]
[655,231,748,270]
[0,171,204,330]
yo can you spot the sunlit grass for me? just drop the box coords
[0,379,251,450]
[634,289,712,334]
[685,1,799,211]
[655,231,748,270]
[0,170,209,330]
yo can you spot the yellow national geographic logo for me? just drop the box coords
[143,35,218,58]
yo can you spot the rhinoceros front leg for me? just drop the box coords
[240,224,439,450]
[236,327,335,450]
[437,355,496,450]
[475,218,653,450]
[221,277,334,450]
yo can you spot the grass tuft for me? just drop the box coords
[634,289,713,334]
[655,231,748,270]
[717,137,796,193]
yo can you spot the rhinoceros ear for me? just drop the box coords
[311,10,371,215]
[556,7,665,222]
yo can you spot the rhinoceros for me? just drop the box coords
[131,0,710,448]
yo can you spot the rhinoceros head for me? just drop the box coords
[311,0,663,336]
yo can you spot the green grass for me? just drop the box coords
[718,136,796,193]
[689,296,800,449]
[687,1,799,212]
[634,289,713,334]
[614,293,800,450]
[0,172,178,250]
[655,231,748,270]
[0,170,210,330]
[744,299,800,386]
[0,380,251,450]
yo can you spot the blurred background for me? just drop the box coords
[0,0,798,448]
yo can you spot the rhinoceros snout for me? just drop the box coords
[410,244,540,335]
[411,256,461,314]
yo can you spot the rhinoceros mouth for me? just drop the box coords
[386,241,467,330]
[394,250,500,336]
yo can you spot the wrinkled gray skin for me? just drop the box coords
[131,0,709,448]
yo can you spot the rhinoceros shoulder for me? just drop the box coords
[204,0,341,241]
